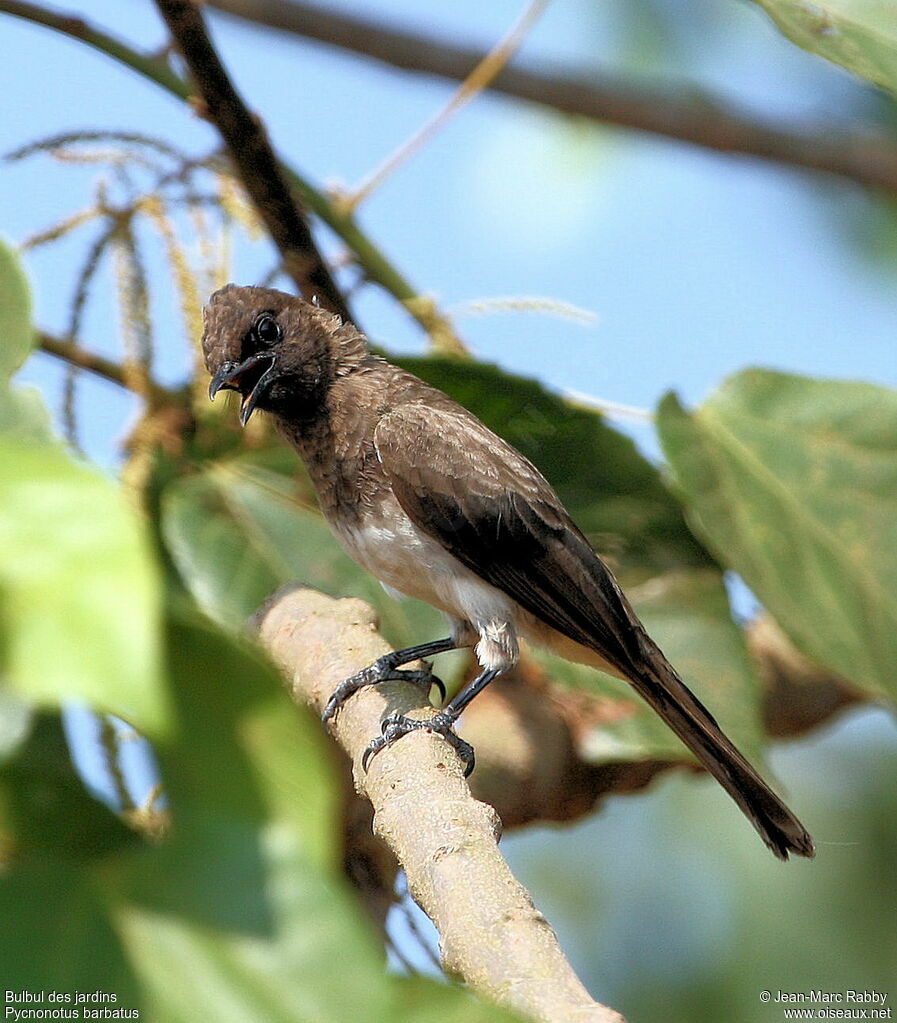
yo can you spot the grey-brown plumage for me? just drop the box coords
[203,284,815,860]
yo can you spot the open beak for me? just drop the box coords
[208,353,278,426]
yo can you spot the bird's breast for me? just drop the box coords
[333,495,515,623]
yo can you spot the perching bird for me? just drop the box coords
[204,284,815,860]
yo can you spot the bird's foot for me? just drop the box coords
[322,656,446,723]
[361,710,475,777]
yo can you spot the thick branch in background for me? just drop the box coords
[255,585,625,1023]
[152,0,352,321]
[208,0,897,196]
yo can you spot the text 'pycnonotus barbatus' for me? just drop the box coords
[204,284,815,860]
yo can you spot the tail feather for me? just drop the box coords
[630,651,815,860]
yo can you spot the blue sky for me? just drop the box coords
[3,0,896,470]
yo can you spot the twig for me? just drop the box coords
[37,329,178,404]
[0,1,467,353]
[343,0,548,212]
[207,0,897,196]
[563,389,653,422]
[254,585,625,1023]
[98,714,137,813]
[152,0,350,320]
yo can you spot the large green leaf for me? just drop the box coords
[752,0,897,96]
[114,613,394,1021]
[657,369,897,701]
[0,441,168,734]
[0,239,52,442]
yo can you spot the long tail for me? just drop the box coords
[629,649,815,860]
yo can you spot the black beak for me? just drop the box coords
[208,353,278,426]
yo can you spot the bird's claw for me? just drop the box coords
[360,710,476,777]
[322,659,445,723]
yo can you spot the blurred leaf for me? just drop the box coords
[752,0,897,96]
[0,721,141,1006]
[0,237,33,378]
[115,611,394,1020]
[3,609,522,1020]
[125,612,341,928]
[533,568,765,764]
[0,239,52,441]
[397,356,710,580]
[161,457,447,653]
[0,690,32,763]
[0,858,141,1001]
[0,441,168,735]
[0,713,136,859]
[657,369,897,700]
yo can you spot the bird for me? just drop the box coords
[203,284,815,860]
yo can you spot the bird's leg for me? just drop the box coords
[361,667,503,777]
[322,636,459,722]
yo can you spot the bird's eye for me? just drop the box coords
[253,314,281,347]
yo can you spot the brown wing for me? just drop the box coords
[373,401,653,680]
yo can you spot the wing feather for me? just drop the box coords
[374,402,645,678]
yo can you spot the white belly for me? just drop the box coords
[330,497,520,670]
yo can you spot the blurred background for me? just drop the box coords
[2,1,896,1020]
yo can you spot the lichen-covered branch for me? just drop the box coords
[254,585,625,1023]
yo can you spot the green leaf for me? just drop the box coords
[0,442,168,735]
[752,0,897,96]
[0,858,141,1002]
[115,611,393,1021]
[0,238,34,379]
[657,369,897,700]
[532,568,765,763]
[0,713,136,859]
[0,239,52,442]
[398,356,710,581]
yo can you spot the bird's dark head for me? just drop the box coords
[203,284,367,425]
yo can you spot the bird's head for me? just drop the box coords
[203,284,365,425]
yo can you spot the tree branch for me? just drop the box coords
[37,329,179,405]
[208,0,897,196]
[254,585,625,1023]
[152,0,350,320]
